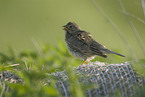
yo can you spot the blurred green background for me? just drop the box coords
[0,0,145,60]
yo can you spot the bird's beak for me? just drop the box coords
[62,25,66,27]
[62,25,67,30]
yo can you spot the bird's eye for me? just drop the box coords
[69,26,72,28]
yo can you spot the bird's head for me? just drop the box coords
[63,22,81,33]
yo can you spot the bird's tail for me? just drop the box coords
[109,50,126,57]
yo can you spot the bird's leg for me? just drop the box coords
[81,60,86,65]
[86,61,90,65]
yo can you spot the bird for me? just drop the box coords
[63,22,125,65]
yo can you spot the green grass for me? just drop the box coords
[0,42,145,97]
[0,42,79,97]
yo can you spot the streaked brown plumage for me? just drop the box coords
[63,22,125,65]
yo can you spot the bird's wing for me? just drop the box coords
[89,40,107,58]
[68,31,90,52]
[73,31,107,58]
[73,30,92,44]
